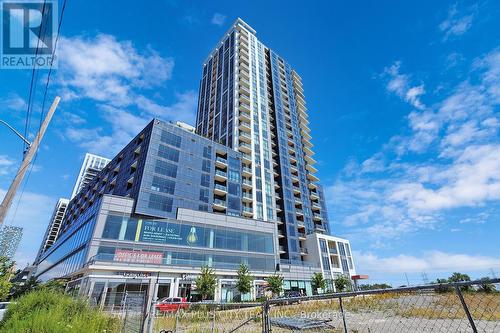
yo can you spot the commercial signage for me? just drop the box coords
[114,249,163,264]
[140,221,183,243]
[115,271,152,278]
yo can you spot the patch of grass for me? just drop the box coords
[0,288,120,333]
[398,293,500,320]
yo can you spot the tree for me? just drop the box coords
[448,272,472,292]
[334,275,351,292]
[195,265,217,300]
[311,272,327,295]
[434,278,452,293]
[265,274,284,297]
[235,264,253,298]
[10,276,39,299]
[359,283,392,291]
[0,256,14,301]
[477,277,496,293]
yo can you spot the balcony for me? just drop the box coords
[300,248,309,255]
[277,230,285,238]
[242,192,252,202]
[307,172,320,182]
[241,153,252,164]
[214,170,227,181]
[313,213,322,221]
[215,156,227,169]
[239,131,252,143]
[238,110,251,122]
[298,232,306,240]
[278,246,286,254]
[242,206,253,217]
[242,166,252,176]
[306,163,318,173]
[242,178,252,189]
[213,198,226,210]
[240,78,250,89]
[213,184,227,195]
[314,225,326,233]
[312,203,321,211]
[238,120,251,132]
[239,141,252,154]
[295,209,304,216]
[239,101,251,113]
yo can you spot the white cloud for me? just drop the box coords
[328,48,500,241]
[356,251,500,274]
[0,189,55,268]
[0,93,27,112]
[58,34,174,106]
[384,61,426,110]
[439,4,476,40]
[0,155,16,176]
[55,33,198,156]
[211,13,226,26]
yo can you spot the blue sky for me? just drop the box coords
[0,0,499,285]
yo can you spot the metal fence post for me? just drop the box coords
[454,285,478,333]
[262,299,270,333]
[211,305,216,333]
[338,296,348,333]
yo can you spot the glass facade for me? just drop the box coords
[93,213,276,271]
[36,200,100,281]
[136,121,243,219]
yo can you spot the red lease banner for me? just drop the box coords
[114,249,163,264]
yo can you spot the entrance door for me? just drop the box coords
[157,283,170,300]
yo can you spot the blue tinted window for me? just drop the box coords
[148,194,173,212]
[155,160,177,178]
[151,176,175,194]
[200,174,210,187]
[199,188,209,203]
[158,145,179,162]
[203,146,212,158]
[161,131,181,147]
[228,183,239,195]
[202,159,211,172]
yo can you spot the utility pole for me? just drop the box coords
[0,96,60,225]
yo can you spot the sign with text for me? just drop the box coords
[140,220,182,243]
[114,249,163,264]
[1,0,58,69]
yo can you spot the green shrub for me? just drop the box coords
[0,289,120,333]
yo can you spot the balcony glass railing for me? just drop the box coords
[242,166,252,173]
[213,198,226,207]
[242,206,253,213]
[241,153,252,160]
[215,170,227,178]
[214,184,227,192]
[216,156,227,164]
[239,142,251,149]
[242,192,252,199]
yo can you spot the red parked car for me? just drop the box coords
[155,297,189,312]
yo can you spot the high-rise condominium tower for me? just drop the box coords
[71,153,110,199]
[196,18,329,264]
[0,225,23,259]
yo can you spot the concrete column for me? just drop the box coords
[171,278,179,298]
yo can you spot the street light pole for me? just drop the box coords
[0,96,60,225]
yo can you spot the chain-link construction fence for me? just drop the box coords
[141,278,500,332]
[97,291,147,333]
[148,302,263,333]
